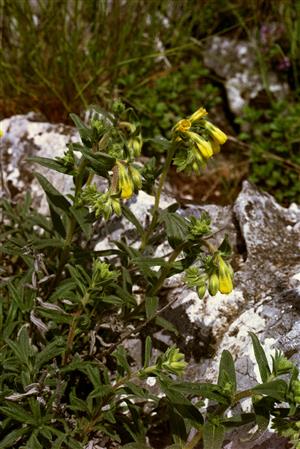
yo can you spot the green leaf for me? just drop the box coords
[160,380,203,428]
[249,333,271,382]
[27,156,70,174]
[70,113,93,145]
[252,379,287,401]
[155,316,178,335]
[0,427,29,448]
[217,350,237,394]
[32,238,65,249]
[113,345,131,375]
[35,338,65,369]
[145,296,158,320]
[221,413,256,428]
[34,172,71,213]
[70,205,92,239]
[167,381,229,405]
[0,404,36,424]
[122,205,144,236]
[76,145,115,177]
[203,422,225,449]
[144,336,152,368]
[160,211,189,248]
[49,204,66,237]
[169,407,188,443]
[218,235,231,256]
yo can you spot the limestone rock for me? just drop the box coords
[0,112,78,213]
[203,36,289,114]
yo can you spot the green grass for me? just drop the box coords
[1,0,300,203]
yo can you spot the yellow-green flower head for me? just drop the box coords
[186,131,213,159]
[189,107,208,123]
[204,121,228,145]
[0,129,3,138]
[218,256,233,294]
[174,118,192,133]
[116,162,134,199]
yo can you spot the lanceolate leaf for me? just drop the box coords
[249,333,271,383]
[252,379,287,401]
[27,156,70,174]
[34,172,71,213]
[217,350,237,394]
[75,145,115,177]
[203,422,225,449]
[70,205,93,239]
[160,211,189,248]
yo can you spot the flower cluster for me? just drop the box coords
[115,161,142,199]
[185,253,234,299]
[172,107,227,172]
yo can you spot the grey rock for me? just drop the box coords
[165,181,300,448]
[203,36,289,114]
[0,112,78,213]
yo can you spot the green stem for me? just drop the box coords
[47,157,89,295]
[140,142,176,250]
[148,241,186,296]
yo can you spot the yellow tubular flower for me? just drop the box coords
[186,131,213,158]
[205,121,228,145]
[218,257,233,294]
[189,107,208,123]
[117,162,134,199]
[0,130,3,138]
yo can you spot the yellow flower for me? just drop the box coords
[186,131,213,159]
[0,129,3,138]
[174,119,191,133]
[205,121,228,145]
[189,107,208,123]
[116,162,134,199]
[218,257,233,294]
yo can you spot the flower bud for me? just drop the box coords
[189,107,208,122]
[186,131,213,158]
[112,197,122,216]
[208,272,219,296]
[128,134,143,157]
[128,165,142,190]
[197,284,207,299]
[204,121,228,145]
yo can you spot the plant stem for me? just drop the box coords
[140,142,176,250]
[148,241,186,296]
[47,157,88,295]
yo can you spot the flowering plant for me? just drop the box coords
[0,103,299,449]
